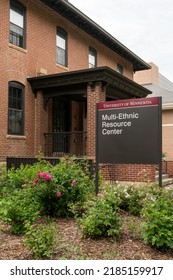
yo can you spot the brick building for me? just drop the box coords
[134,62,173,161]
[0,0,151,168]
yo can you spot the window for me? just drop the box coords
[10,0,26,48]
[56,27,67,66]
[117,63,123,74]
[89,47,97,68]
[8,82,24,135]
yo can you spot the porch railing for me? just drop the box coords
[44,131,87,157]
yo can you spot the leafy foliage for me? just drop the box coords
[23,157,95,217]
[1,157,94,218]
[6,160,51,189]
[80,185,121,238]
[1,159,173,254]
[0,163,6,181]
[49,157,94,217]
[113,183,161,216]
[24,222,56,259]
[141,189,173,249]
[0,188,40,234]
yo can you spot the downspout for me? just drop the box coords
[34,92,37,156]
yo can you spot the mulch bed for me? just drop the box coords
[0,212,173,260]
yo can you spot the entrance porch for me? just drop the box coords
[44,131,87,157]
[28,67,151,159]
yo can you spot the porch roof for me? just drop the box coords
[40,0,150,72]
[27,66,152,103]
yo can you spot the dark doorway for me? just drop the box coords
[52,98,71,154]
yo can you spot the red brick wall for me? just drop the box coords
[87,82,106,158]
[101,163,156,182]
[0,0,134,161]
[102,162,173,183]
[34,91,49,155]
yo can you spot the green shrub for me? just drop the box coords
[32,157,94,217]
[24,222,56,259]
[6,160,52,189]
[0,163,6,181]
[31,170,60,217]
[80,185,121,238]
[141,190,173,249]
[1,157,94,219]
[68,193,94,218]
[0,163,8,195]
[0,188,40,235]
[114,183,161,216]
[125,186,149,215]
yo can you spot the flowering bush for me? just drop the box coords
[31,170,59,216]
[113,183,161,216]
[80,185,121,238]
[0,157,94,219]
[5,160,52,189]
[48,157,94,217]
[26,157,94,217]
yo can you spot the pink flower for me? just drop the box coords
[72,179,76,185]
[57,192,62,198]
[37,170,42,178]
[97,193,104,198]
[43,173,51,181]
[34,179,38,184]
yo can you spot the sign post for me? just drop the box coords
[95,97,162,193]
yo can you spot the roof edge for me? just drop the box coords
[28,66,152,98]
[40,0,151,71]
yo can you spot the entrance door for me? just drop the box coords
[52,98,70,154]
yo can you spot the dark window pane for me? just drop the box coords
[56,27,67,66]
[8,109,23,135]
[57,47,66,66]
[117,64,123,74]
[8,82,24,135]
[10,23,23,47]
[89,47,97,68]
[10,1,25,48]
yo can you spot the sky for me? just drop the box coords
[69,0,173,83]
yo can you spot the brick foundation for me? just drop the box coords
[100,163,156,182]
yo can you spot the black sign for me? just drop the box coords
[96,97,162,164]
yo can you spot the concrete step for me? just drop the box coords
[155,173,169,180]
[155,170,173,187]
[156,177,173,187]
[162,178,173,187]
[165,184,173,190]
